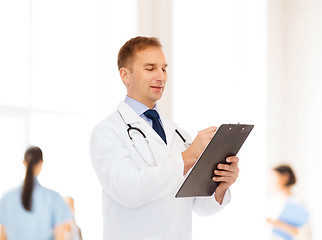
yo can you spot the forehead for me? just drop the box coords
[133,47,167,65]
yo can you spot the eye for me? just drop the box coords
[145,68,154,71]
[162,68,167,72]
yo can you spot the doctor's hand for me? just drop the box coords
[213,156,239,204]
[181,126,218,175]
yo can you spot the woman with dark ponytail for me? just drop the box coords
[22,146,44,211]
[0,146,72,240]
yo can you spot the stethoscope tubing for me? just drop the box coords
[118,110,190,166]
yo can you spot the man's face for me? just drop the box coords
[122,47,168,109]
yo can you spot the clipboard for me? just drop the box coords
[175,124,254,198]
[273,199,310,240]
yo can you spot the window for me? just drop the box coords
[0,0,136,238]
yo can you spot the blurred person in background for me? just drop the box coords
[0,146,72,240]
[267,164,312,240]
[64,196,82,240]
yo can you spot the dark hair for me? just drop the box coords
[22,146,43,211]
[273,164,297,187]
[117,36,162,70]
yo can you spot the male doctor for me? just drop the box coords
[90,36,239,240]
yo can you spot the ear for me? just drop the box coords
[119,67,130,85]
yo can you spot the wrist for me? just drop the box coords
[181,149,197,175]
[215,186,227,204]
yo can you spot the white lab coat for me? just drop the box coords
[90,102,231,240]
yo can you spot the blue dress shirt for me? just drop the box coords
[124,96,164,128]
[0,178,72,240]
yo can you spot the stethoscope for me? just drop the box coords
[118,110,190,166]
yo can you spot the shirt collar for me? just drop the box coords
[124,96,158,116]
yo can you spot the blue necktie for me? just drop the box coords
[144,109,167,144]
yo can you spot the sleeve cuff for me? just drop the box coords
[213,188,231,206]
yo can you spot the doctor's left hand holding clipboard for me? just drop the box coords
[177,123,254,198]
[181,125,241,203]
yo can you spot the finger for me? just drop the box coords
[217,163,239,173]
[214,170,238,181]
[226,156,239,164]
[212,176,237,183]
[214,170,233,177]
[217,163,230,171]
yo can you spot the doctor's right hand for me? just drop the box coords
[181,126,217,175]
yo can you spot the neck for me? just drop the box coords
[281,187,292,196]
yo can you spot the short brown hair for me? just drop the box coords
[274,164,297,187]
[117,36,162,70]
